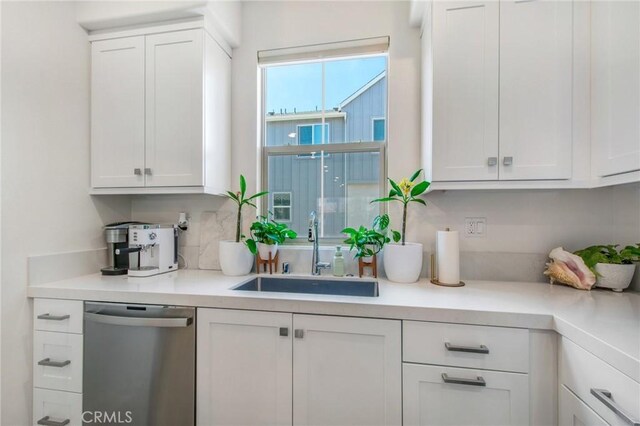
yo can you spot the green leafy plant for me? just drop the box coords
[574,244,640,273]
[342,214,399,258]
[245,214,297,254]
[370,169,430,245]
[224,175,269,243]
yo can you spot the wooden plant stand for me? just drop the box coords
[358,255,377,278]
[256,252,279,274]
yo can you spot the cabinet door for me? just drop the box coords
[432,1,499,181]
[196,308,293,426]
[91,36,145,188]
[559,385,608,426]
[33,388,82,426]
[292,315,401,426]
[403,363,529,426]
[592,1,640,177]
[145,29,204,187]
[499,1,573,180]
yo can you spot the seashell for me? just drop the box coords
[544,247,596,290]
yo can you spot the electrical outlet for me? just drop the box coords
[464,217,487,237]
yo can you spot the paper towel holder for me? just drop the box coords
[430,253,465,287]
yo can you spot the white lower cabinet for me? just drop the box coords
[403,363,529,426]
[196,308,402,426]
[33,388,83,426]
[559,385,608,426]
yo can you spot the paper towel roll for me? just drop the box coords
[437,230,460,284]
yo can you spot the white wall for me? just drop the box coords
[0,2,130,424]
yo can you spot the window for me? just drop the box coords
[372,118,385,141]
[272,192,292,221]
[261,43,388,241]
[298,123,330,145]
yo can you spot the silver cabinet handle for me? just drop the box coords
[37,416,70,426]
[38,358,71,368]
[503,156,513,166]
[487,157,497,166]
[134,168,142,176]
[445,342,490,354]
[279,327,289,337]
[294,329,304,339]
[37,313,70,321]
[85,312,192,328]
[144,168,152,175]
[442,373,486,387]
[591,388,640,426]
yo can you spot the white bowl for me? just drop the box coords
[595,263,636,292]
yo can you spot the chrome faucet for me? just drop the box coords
[308,211,331,276]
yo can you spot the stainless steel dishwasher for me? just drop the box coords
[83,302,195,426]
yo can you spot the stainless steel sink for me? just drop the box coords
[232,276,379,297]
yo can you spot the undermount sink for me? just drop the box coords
[232,276,379,297]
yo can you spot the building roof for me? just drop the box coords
[338,71,386,109]
[265,110,346,122]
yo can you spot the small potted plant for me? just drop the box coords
[574,244,640,292]
[342,214,398,277]
[371,169,430,283]
[246,214,297,261]
[219,175,268,276]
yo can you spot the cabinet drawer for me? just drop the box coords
[559,385,607,426]
[403,363,529,426]
[403,321,529,373]
[560,337,640,426]
[34,299,83,334]
[33,388,82,426]
[34,331,83,393]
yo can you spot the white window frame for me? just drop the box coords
[259,53,389,243]
[271,192,292,222]
[371,117,386,142]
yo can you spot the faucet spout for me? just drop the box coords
[309,211,330,275]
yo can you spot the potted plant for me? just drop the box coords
[342,214,397,277]
[246,214,297,260]
[371,169,430,283]
[574,244,640,292]
[219,175,268,276]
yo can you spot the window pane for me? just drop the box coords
[265,62,322,146]
[373,119,385,141]
[298,125,313,145]
[325,56,387,143]
[267,151,380,239]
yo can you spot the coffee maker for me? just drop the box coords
[101,222,143,276]
[116,224,178,277]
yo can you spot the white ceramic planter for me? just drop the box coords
[383,242,423,283]
[257,242,278,260]
[218,240,254,276]
[595,263,636,292]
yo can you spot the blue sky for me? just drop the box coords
[265,56,386,113]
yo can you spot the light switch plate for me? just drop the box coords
[464,217,487,237]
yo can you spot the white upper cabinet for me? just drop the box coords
[499,0,573,180]
[91,36,145,188]
[591,1,640,178]
[90,22,231,195]
[426,0,575,186]
[432,1,499,181]
[145,30,204,187]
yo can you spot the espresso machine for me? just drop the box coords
[101,222,144,276]
[116,224,178,277]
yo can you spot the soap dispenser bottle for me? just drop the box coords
[333,246,345,277]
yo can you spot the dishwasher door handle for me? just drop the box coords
[85,312,193,328]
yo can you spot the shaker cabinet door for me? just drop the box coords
[498,0,573,180]
[432,1,500,181]
[145,29,204,187]
[91,36,145,188]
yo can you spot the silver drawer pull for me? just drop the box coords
[144,168,152,175]
[279,327,289,337]
[503,156,513,166]
[591,388,640,426]
[38,358,71,368]
[487,157,497,166]
[37,416,70,426]
[134,168,142,176]
[445,342,490,354]
[294,329,304,339]
[37,313,70,321]
[442,373,486,387]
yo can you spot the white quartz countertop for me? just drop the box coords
[27,269,640,382]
